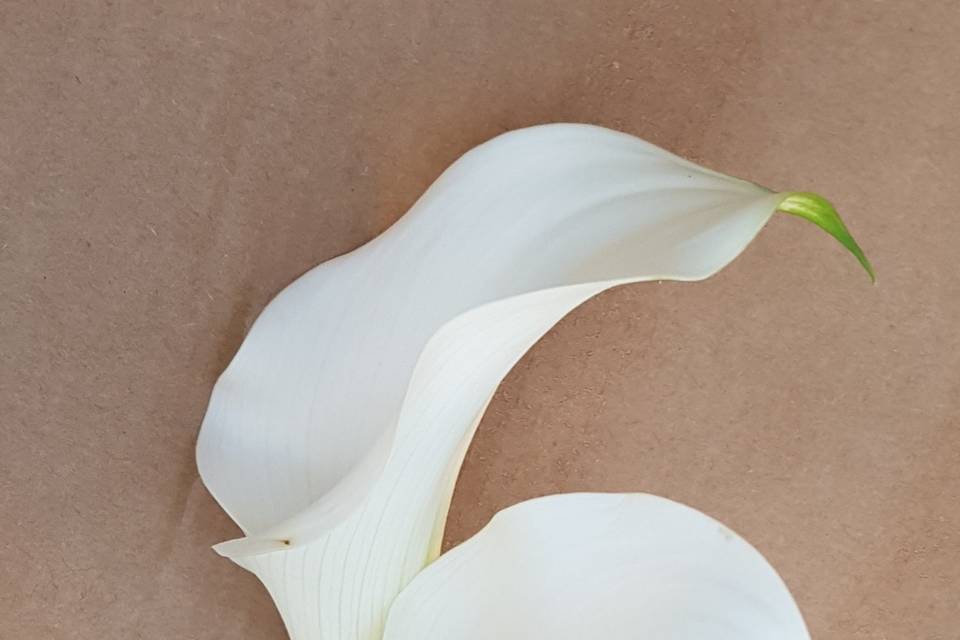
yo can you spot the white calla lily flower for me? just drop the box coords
[384,493,809,640]
[197,124,869,640]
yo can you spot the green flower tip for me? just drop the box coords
[776,191,876,283]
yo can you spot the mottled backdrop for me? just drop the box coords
[1,1,957,638]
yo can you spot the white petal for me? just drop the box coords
[196,124,783,640]
[384,493,810,640]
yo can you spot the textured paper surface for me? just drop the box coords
[1,1,958,638]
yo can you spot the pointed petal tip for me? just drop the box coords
[212,535,291,558]
[776,191,876,283]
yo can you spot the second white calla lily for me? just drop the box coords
[197,124,868,640]
[383,493,808,640]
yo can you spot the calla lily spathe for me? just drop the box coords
[383,493,808,640]
[197,124,867,640]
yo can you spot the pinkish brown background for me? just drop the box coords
[2,1,958,638]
